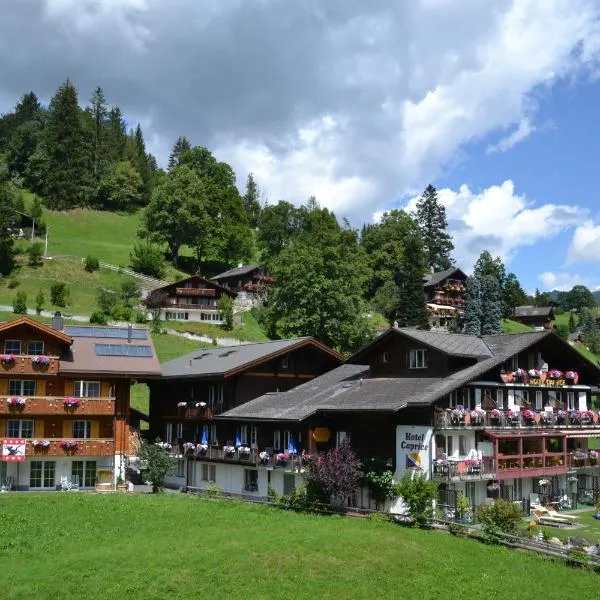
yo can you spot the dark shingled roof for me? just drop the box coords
[212,264,260,280]
[219,330,554,421]
[423,267,466,288]
[161,337,340,379]
[514,306,554,318]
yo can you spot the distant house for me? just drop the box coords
[211,264,274,305]
[513,306,555,330]
[423,267,468,330]
[146,275,236,324]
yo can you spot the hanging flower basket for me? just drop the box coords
[0,354,16,366]
[60,440,78,451]
[177,401,187,408]
[63,397,80,409]
[33,439,50,449]
[31,355,51,367]
[470,409,484,425]
[223,445,236,457]
[7,396,26,408]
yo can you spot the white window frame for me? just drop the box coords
[535,391,543,410]
[7,419,34,438]
[240,425,248,445]
[409,349,428,369]
[71,460,97,487]
[210,424,217,445]
[165,423,173,444]
[4,340,21,355]
[176,423,183,439]
[201,463,217,482]
[30,460,56,489]
[250,425,257,449]
[567,392,575,411]
[458,435,466,457]
[27,341,44,355]
[283,430,290,452]
[496,389,504,410]
[74,381,101,398]
[72,420,92,439]
[336,431,347,446]
[273,429,281,451]
[175,459,185,478]
[8,380,36,396]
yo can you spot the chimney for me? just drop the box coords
[127,324,133,343]
[52,311,64,331]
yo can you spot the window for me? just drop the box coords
[496,389,505,410]
[74,381,101,398]
[447,435,454,456]
[458,435,466,457]
[535,391,543,410]
[336,431,347,446]
[201,463,216,482]
[7,419,34,438]
[250,425,257,449]
[4,340,21,355]
[8,380,36,396]
[240,425,248,445]
[567,392,575,411]
[409,349,428,369]
[73,421,92,439]
[175,459,185,478]
[513,389,529,407]
[380,352,389,364]
[30,461,55,488]
[72,460,97,487]
[244,469,258,492]
[176,423,183,440]
[280,354,289,369]
[210,425,217,445]
[548,390,562,409]
[165,423,173,443]
[283,430,290,452]
[273,429,281,451]
[208,385,224,407]
[27,341,44,355]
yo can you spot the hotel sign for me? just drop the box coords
[395,426,433,480]
[529,378,566,387]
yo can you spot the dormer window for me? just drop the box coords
[409,349,428,369]
[27,341,44,355]
[4,340,21,355]
[380,352,389,364]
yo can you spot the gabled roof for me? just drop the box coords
[150,274,236,297]
[0,316,72,346]
[423,267,467,288]
[514,305,554,318]
[160,337,342,379]
[212,264,260,280]
[219,330,559,421]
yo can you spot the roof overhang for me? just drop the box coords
[0,316,73,346]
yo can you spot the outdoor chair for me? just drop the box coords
[531,508,568,527]
[60,475,80,491]
[1,476,14,491]
[545,506,577,521]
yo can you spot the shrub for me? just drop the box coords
[134,310,148,324]
[110,304,132,322]
[475,499,523,535]
[448,522,468,536]
[35,291,44,315]
[556,323,569,341]
[137,440,176,493]
[129,242,165,279]
[361,458,399,509]
[456,492,472,522]
[7,278,19,289]
[84,256,99,272]
[13,291,27,315]
[26,242,44,267]
[50,282,70,307]
[217,294,234,331]
[121,278,141,306]
[97,288,118,315]
[89,310,108,325]
[395,475,439,528]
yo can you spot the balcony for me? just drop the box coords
[435,408,600,430]
[0,396,115,416]
[175,288,216,297]
[567,451,600,470]
[432,456,495,481]
[0,355,59,375]
[26,439,115,457]
[495,453,568,479]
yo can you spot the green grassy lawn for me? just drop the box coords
[526,509,600,543]
[166,310,269,342]
[501,319,533,333]
[0,494,598,599]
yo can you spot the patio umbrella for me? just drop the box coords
[288,436,297,455]
[201,428,208,445]
[235,431,242,447]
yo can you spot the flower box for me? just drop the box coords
[177,402,187,408]
[182,442,196,454]
[223,445,236,457]
[195,444,208,456]
[505,410,520,426]
[259,451,270,465]
[565,370,579,385]
[521,410,536,425]
[0,354,16,366]
[63,397,80,409]
[276,452,290,466]
[31,355,51,367]
[557,410,567,424]
[7,396,26,408]
[60,440,79,451]
[548,369,563,380]
[450,408,466,426]
[33,439,50,449]
[238,445,251,455]
[469,410,484,425]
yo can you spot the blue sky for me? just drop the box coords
[2,1,600,293]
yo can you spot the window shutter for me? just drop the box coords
[63,420,72,438]
[578,392,587,411]
[37,381,46,396]
[34,420,44,437]
[0,419,5,436]
[91,420,100,438]
[65,381,74,396]
[101,382,111,398]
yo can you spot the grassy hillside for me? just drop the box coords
[2,494,598,600]
[501,319,533,333]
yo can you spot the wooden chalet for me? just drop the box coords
[0,315,160,491]
[423,267,468,330]
[513,306,555,329]
[146,275,236,324]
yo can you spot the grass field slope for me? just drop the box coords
[0,494,597,600]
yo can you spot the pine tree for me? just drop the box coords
[415,184,454,271]
[463,277,482,336]
[481,275,502,334]
[394,231,429,329]
[242,173,261,228]
[131,124,153,204]
[568,311,577,333]
[43,80,91,209]
[168,136,191,170]
[105,107,127,163]
[87,87,108,191]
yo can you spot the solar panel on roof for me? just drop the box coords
[94,344,153,357]
[66,326,148,340]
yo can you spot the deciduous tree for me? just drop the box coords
[243,173,262,228]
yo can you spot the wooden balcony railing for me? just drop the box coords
[495,452,568,479]
[0,396,115,416]
[435,409,600,430]
[0,355,59,375]
[432,457,496,481]
[26,439,115,457]
[567,452,600,470]
[175,288,216,297]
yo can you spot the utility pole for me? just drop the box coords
[44,228,49,257]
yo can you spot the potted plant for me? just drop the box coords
[223,445,236,457]
[259,450,270,465]
[470,409,484,425]
[31,355,51,367]
[116,476,128,493]
[490,408,502,425]
[238,445,251,458]
[548,369,563,381]
[0,354,16,366]
[505,409,520,426]
[512,368,527,383]
[589,450,598,465]
[565,370,579,385]
[195,443,208,456]
[275,452,290,466]
[557,409,567,424]
[450,407,466,426]
[7,396,26,409]
[522,409,536,425]
[182,442,195,454]
[63,397,80,409]
[60,439,78,451]
[32,439,50,450]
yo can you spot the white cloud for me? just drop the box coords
[404,180,586,270]
[539,271,600,291]
[486,118,535,154]
[567,220,600,263]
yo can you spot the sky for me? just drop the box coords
[1,0,600,292]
